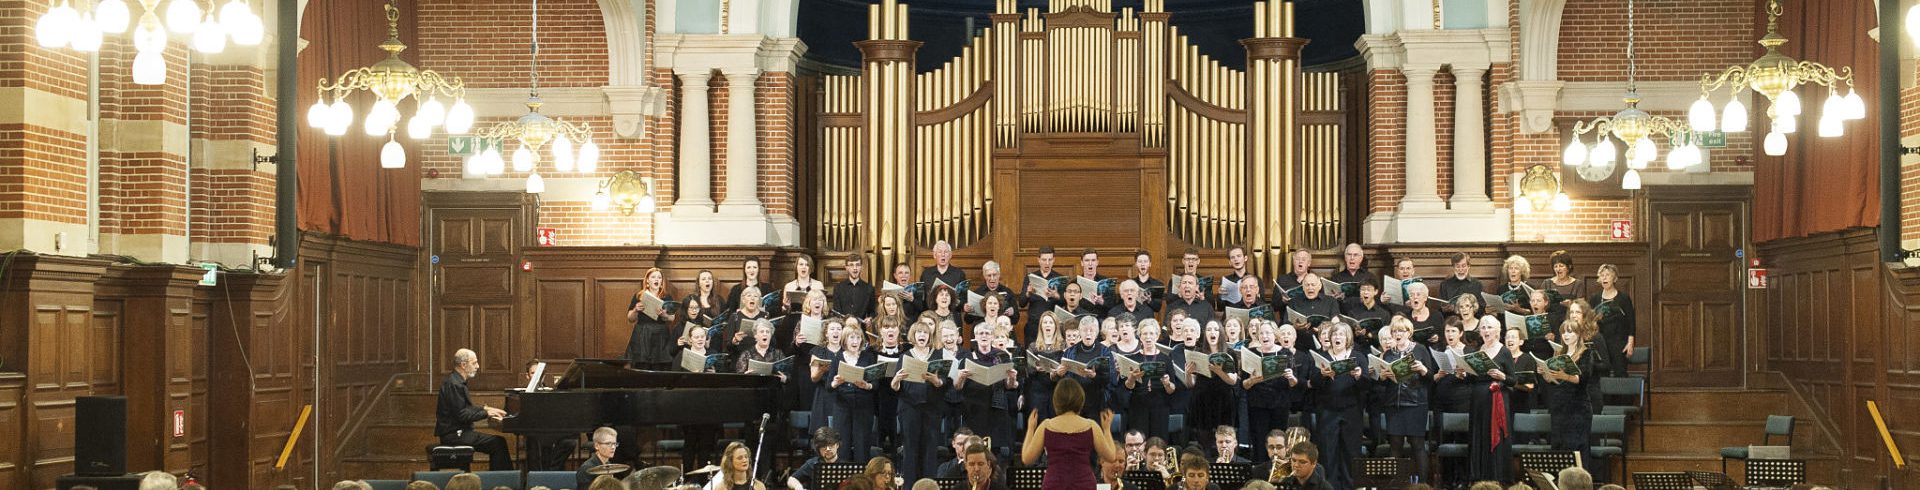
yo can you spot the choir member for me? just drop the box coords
[877,294,911,340]
[1544,319,1601,462]
[974,293,1012,334]
[1453,294,1490,349]
[785,255,828,313]
[626,268,674,370]
[935,323,968,445]
[1273,250,1314,304]
[1221,246,1253,308]
[1059,281,1098,318]
[1223,317,1247,350]
[1078,249,1111,307]
[892,320,951,482]
[1309,322,1366,490]
[1500,255,1536,315]
[1107,280,1155,320]
[1383,257,1419,307]
[685,270,722,329]
[1061,315,1114,418]
[736,320,788,380]
[679,326,717,373]
[728,257,775,312]
[1329,243,1376,302]
[1186,320,1241,447]
[808,317,848,435]
[1025,312,1068,420]
[1341,282,1395,353]
[1100,317,1121,348]
[1175,247,1213,306]
[833,253,878,326]
[1022,246,1067,342]
[1128,250,1168,307]
[1122,320,1180,440]
[874,316,905,450]
[726,285,771,353]
[1377,317,1436,482]
[1241,319,1303,446]
[1590,264,1637,376]
[831,324,879,461]
[1543,251,1591,307]
[920,241,968,318]
[891,263,924,320]
[1438,253,1487,316]
[1521,290,1564,360]
[957,322,1019,457]
[1166,274,1214,327]
[1403,283,1445,347]
[1226,276,1265,311]
[1430,317,1473,413]
[1288,272,1340,351]
[925,286,961,331]
[970,261,1017,325]
[1464,318,1515,483]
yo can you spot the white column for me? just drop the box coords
[674,70,715,210]
[1400,66,1443,211]
[1451,66,1491,210]
[719,69,764,213]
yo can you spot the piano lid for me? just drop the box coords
[553,358,778,389]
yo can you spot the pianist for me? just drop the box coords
[437,348,513,470]
[577,427,620,490]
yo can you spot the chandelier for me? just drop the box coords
[304,0,472,169]
[36,0,265,85]
[466,0,602,191]
[1563,0,1688,191]
[1688,0,1864,157]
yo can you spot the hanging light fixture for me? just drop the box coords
[1565,0,1693,189]
[1692,0,1863,156]
[471,0,601,184]
[307,0,470,168]
[36,0,263,84]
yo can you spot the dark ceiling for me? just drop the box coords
[796,0,1365,72]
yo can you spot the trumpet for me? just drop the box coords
[1164,447,1180,487]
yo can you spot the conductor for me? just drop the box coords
[437,348,514,470]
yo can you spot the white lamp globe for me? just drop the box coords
[1721,98,1749,132]
[96,0,131,33]
[132,50,166,85]
[417,98,447,126]
[1688,97,1717,131]
[511,146,534,172]
[1622,169,1642,190]
[578,139,600,172]
[36,3,76,48]
[552,135,575,171]
[380,137,406,169]
[1817,115,1842,138]
[133,15,168,52]
[165,0,202,34]
[406,116,433,140]
[1562,139,1586,167]
[444,99,474,134]
[230,11,264,46]
[1776,90,1801,117]
[192,14,226,54]
[526,173,546,194]
[71,14,103,52]
[1551,192,1572,212]
[1763,131,1787,156]
[307,101,331,128]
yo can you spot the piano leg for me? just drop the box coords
[683,424,720,470]
[522,434,576,471]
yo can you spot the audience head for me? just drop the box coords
[812,427,843,461]
[138,473,179,490]
[1557,466,1594,490]
[586,475,622,490]
[1596,485,1626,490]
[912,479,942,490]
[1242,482,1277,490]
[406,482,439,490]
[1469,482,1504,490]
[445,473,481,490]
[332,481,373,490]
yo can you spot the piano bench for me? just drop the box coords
[658,439,687,452]
[428,445,476,471]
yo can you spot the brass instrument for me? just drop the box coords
[1165,446,1180,487]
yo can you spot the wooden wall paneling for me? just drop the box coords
[205,270,300,490]
[425,192,534,381]
[0,373,25,489]
[0,256,109,489]
[96,264,204,475]
[300,235,422,483]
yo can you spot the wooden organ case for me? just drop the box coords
[808,0,1357,280]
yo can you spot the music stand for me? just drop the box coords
[1009,466,1046,490]
[1743,459,1807,488]
[1526,470,1558,490]
[1684,470,1739,490]
[1630,472,1694,490]
[1352,457,1411,489]
[1517,451,1584,475]
[1209,463,1252,490]
[931,477,966,490]
[814,462,866,489]
[1121,470,1168,490]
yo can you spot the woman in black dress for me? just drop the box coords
[1544,251,1591,308]
[1403,283,1446,348]
[1309,322,1367,490]
[1543,319,1602,462]
[684,269,722,342]
[831,327,879,461]
[625,268,674,370]
[1589,264,1637,376]
[1377,317,1435,484]
[1025,312,1068,421]
[1185,319,1241,442]
[1464,318,1515,484]
[1430,317,1473,414]
[1122,320,1180,440]
[891,320,951,482]
[1242,320,1304,444]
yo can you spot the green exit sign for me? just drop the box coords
[1686,130,1727,149]
[447,136,497,156]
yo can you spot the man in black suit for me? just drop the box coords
[437,348,512,470]
[832,253,877,325]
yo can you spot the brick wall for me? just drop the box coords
[98,42,190,239]
[1556,0,1754,82]
[417,0,610,88]
[0,0,93,228]
[758,71,795,217]
[1367,69,1405,214]
[190,64,276,245]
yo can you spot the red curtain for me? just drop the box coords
[295,0,423,247]
[1752,0,1880,243]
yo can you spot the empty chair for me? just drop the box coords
[1589,414,1629,483]
[1431,413,1472,483]
[1511,413,1554,453]
[1720,415,1794,473]
[1598,377,1646,450]
[1626,347,1652,417]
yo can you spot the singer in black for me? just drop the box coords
[437,348,513,470]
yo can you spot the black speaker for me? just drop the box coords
[57,473,141,490]
[74,395,127,476]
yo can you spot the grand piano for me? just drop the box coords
[501,359,782,471]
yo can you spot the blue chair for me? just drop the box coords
[527,471,576,490]
[1590,414,1629,483]
[474,470,521,490]
[1511,413,1554,453]
[410,471,460,489]
[1720,415,1794,473]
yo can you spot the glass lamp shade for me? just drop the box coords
[1688,97,1717,131]
[406,116,433,140]
[1817,115,1842,138]
[552,135,575,171]
[229,10,263,46]
[578,139,599,172]
[1844,89,1866,120]
[326,100,354,135]
[1514,195,1533,214]
[1621,169,1642,190]
[133,15,167,52]
[445,99,474,134]
[192,14,226,54]
[1589,139,1617,167]
[417,98,446,126]
[1562,139,1586,167]
[96,0,130,33]
[526,173,546,194]
[307,101,330,128]
[165,0,202,34]
[511,146,535,172]
[1550,192,1572,212]
[591,191,611,211]
[36,3,77,48]
[1775,90,1801,117]
[1772,115,1795,134]
[1630,138,1657,165]
[132,50,166,85]
[380,137,406,169]
[71,15,103,52]
[1763,131,1787,156]
[637,194,656,214]
[1721,98,1749,132]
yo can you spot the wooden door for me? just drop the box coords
[426,192,530,380]
[1649,190,1749,387]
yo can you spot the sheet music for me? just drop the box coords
[746,355,793,376]
[798,316,825,345]
[1220,278,1243,305]
[1183,349,1214,378]
[679,349,710,373]
[522,361,547,391]
[965,362,1016,385]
